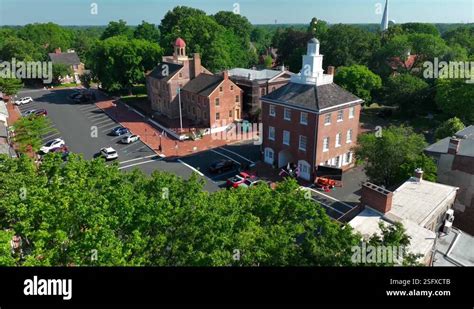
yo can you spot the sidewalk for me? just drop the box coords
[95,99,247,158]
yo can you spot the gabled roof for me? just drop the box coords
[228,68,288,81]
[425,126,474,158]
[182,73,224,97]
[147,62,183,82]
[261,82,362,112]
[48,52,81,66]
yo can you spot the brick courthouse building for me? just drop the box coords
[261,38,363,181]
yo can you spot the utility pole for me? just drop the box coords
[177,87,183,132]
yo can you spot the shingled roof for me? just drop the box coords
[48,52,81,66]
[182,73,223,97]
[147,62,183,82]
[262,82,363,112]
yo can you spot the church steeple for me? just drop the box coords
[381,0,389,31]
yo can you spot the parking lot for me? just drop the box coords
[14,88,261,191]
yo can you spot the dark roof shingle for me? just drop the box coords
[48,52,81,66]
[147,62,183,82]
[182,74,223,97]
[262,82,362,112]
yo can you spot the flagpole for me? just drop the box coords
[177,87,183,132]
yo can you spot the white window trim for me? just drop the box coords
[349,107,355,119]
[283,130,290,145]
[300,112,308,125]
[324,114,331,126]
[323,137,329,152]
[269,126,275,141]
[299,135,307,151]
[269,105,276,117]
[346,129,353,143]
[335,133,342,148]
[337,111,344,122]
[284,108,291,121]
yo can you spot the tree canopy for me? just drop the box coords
[354,125,437,188]
[0,154,419,266]
[435,117,465,140]
[334,65,382,103]
[435,78,474,123]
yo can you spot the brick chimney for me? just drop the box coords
[327,66,335,76]
[54,48,62,54]
[414,168,424,182]
[223,70,229,80]
[360,182,393,214]
[448,137,460,155]
[192,53,202,78]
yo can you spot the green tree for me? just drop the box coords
[0,36,43,61]
[0,77,23,97]
[435,78,474,123]
[0,230,17,266]
[334,65,382,103]
[133,21,160,43]
[435,117,465,140]
[12,115,57,153]
[443,26,474,56]
[0,155,419,266]
[307,17,329,42]
[273,27,310,71]
[17,23,73,54]
[323,24,380,68]
[263,55,273,69]
[100,20,133,40]
[354,125,436,188]
[213,11,253,43]
[89,36,162,93]
[52,63,73,84]
[383,74,430,114]
[400,23,440,36]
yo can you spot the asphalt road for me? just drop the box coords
[15,88,260,192]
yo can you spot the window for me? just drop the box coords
[335,156,341,167]
[215,98,220,106]
[323,137,330,152]
[299,135,307,151]
[219,86,223,92]
[336,133,342,147]
[269,105,276,117]
[179,72,183,78]
[192,95,195,102]
[284,108,291,121]
[324,113,331,125]
[345,152,352,164]
[229,110,233,118]
[337,110,344,122]
[216,112,220,120]
[283,130,290,145]
[268,126,275,141]
[300,112,308,125]
[235,95,240,103]
[192,107,196,115]
[349,107,355,119]
[346,129,353,143]
[261,88,266,96]
[230,85,234,91]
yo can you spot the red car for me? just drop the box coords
[33,109,48,117]
[226,172,255,188]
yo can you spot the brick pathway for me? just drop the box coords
[95,99,251,158]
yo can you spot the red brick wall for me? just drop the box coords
[209,78,243,127]
[315,104,361,170]
[360,183,393,214]
[262,103,317,169]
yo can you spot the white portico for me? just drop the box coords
[290,38,334,86]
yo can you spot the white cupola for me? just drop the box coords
[291,38,334,86]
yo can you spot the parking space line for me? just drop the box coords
[118,158,162,170]
[92,118,113,126]
[218,147,255,165]
[210,149,241,165]
[118,154,158,165]
[177,159,204,176]
[42,132,60,140]
[99,123,119,131]
[87,113,107,120]
[118,142,143,152]
[78,105,98,111]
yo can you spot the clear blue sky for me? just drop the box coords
[0,0,472,25]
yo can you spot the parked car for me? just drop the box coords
[100,147,118,160]
[237,178,265,189]
[32,109,48,117]
[22,109,37,117]
[121,134,140,144]
[14,97,33,105]
[208,159,235,174]
[73,95,91,103]
[110,127,130,136]
[226,172,255,188]
[69,92,82,99]
[40,138,65,154]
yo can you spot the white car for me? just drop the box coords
[100,147,118,160]
[40,138,65,154]
[14,97,33,105]
[121,134,140,144]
